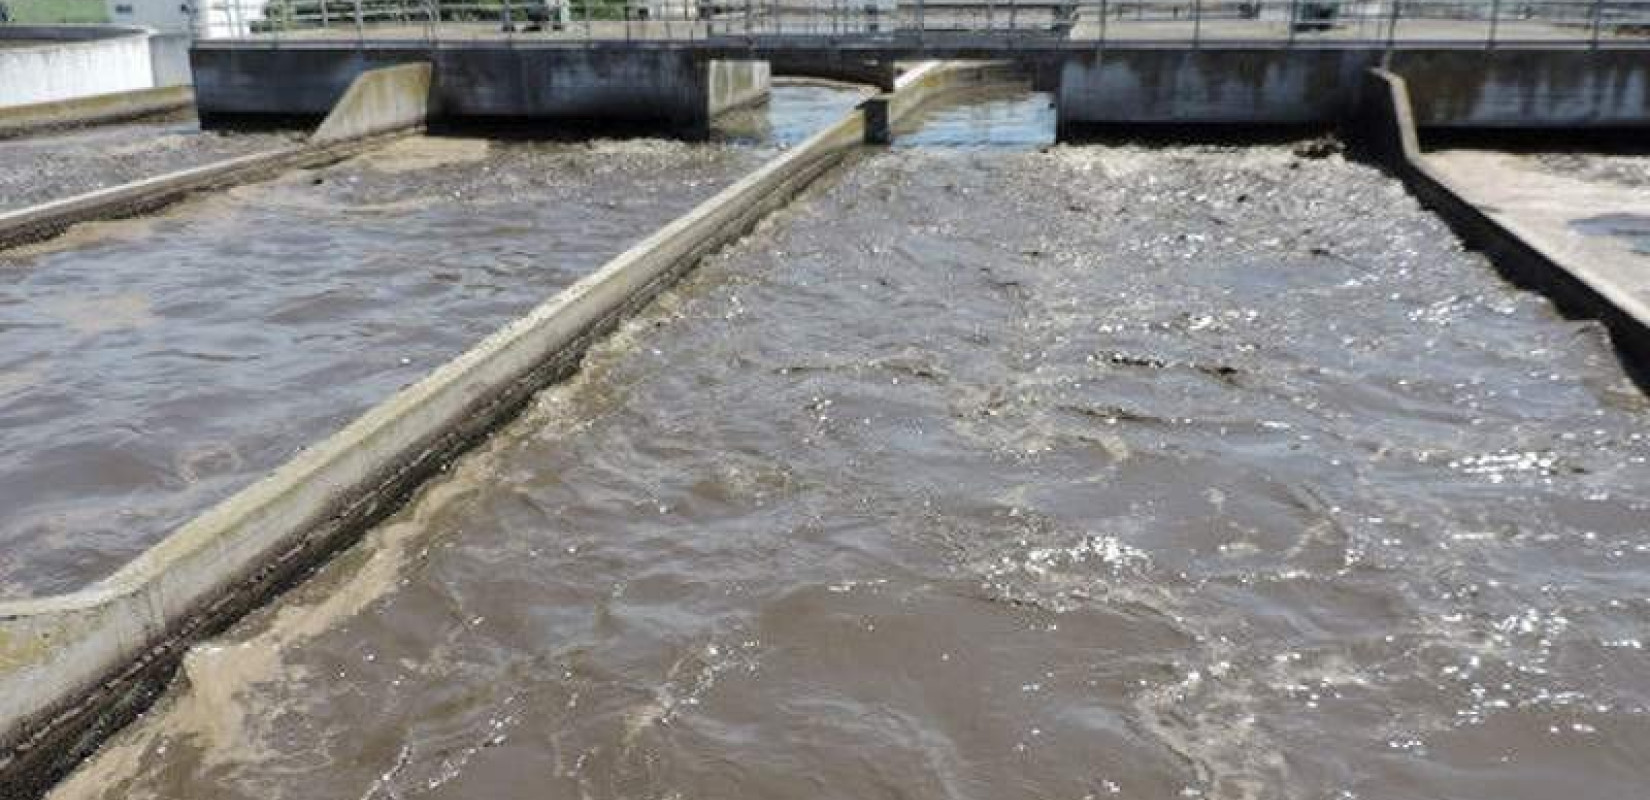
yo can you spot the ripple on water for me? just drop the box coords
[49,131,1650,800]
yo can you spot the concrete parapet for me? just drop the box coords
[1393,50,1650,129]
[311,63,436,145]
[193,46,770,137]
[1056,49,1372,135]
[1359,68,1650,367]
[0,64,953,797]
[0,85,193,139]
[1055,48,1650,135]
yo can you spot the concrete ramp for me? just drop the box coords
[312,63,435,145]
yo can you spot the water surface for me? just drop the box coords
[52,103,1650,800]
[1,85,867,595]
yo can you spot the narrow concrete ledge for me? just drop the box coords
[0,86,195,139]
[0,66,960,797]
[1360,68,1650,368]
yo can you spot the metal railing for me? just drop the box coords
[188,0,1650,47]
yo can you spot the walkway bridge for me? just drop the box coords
[192,0,1650,134]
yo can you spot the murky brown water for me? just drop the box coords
[51,97,1650,800]
[0,84,869,596]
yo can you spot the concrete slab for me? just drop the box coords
[1427,149,1650,337]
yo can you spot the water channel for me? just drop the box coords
[41,91,1650,799]
[0,84,870,596]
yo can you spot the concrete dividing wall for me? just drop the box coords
[312,63,435,144]
[1055,48,1650,134]
[1359,68,1650,365]
[0,26,155,107]
[148,32,194,88]
[0,62,963,797]
[1056,49,1373,133]
[193,45,770,136]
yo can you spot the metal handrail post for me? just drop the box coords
[1098,0,1107,46]
[1384,0,1398,52]
[1590,0,1603,49]
[1287,0,1299,44]
[354,0,364,44]
[1192,0,1201,46]
[1487,0,1499,47]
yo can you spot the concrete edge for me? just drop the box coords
[311,63,436,146]
[1359,67,1650,367]
[0,62,975,797]
[0,86,194,139]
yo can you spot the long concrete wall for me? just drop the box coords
[1055,48,1650,133]
[1359,68,1650,366]
[193,46,770,136]
[0,26,156,108]
[0,62,1005,798]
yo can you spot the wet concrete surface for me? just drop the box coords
[50,95,1650,800]
[1427,150,1650,326]
[0,115,303,213]
[0,84,871,596]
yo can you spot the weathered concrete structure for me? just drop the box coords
[191,40,1650,136]
[1056,48,1650,133]
[193,47,770,136]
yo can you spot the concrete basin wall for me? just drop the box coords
[1055,47,1650,132]
[0,26,156,107]
[192,45,771,136]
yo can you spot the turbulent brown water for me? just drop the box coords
[0,84,869,596]
[50,95,1650,799]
